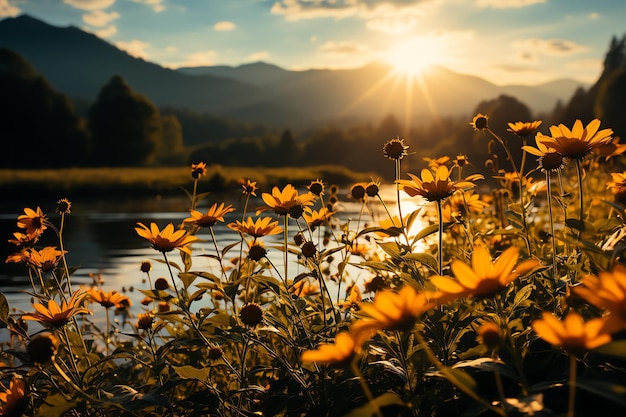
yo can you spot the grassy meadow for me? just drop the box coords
[1,115,626,417]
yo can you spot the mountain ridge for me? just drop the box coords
[0,14,589,127]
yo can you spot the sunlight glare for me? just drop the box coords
[386,37,446,77]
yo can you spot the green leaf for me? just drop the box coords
[343,393,406,417]
[412,223,439,243]
[34,392,78,417]
[576,379,626,407]
[377,241,403,259]
[402,252,438,272]
[594,340,626,358]
[178,272,198,289]
[512,284,534,309]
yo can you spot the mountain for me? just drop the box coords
[0,14,588,127]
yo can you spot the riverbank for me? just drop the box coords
[0,165,377,201]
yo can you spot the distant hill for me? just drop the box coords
[0,14,589,127]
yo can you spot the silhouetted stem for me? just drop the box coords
[568,354,577,417]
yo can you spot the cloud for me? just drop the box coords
[214,21,236,31]
[476,0,545,8]
[115,40,151,60]
[164,51,218,68]
[83,10,119,27]
[247,51,269,62]
[132,0,165,13]
[319,40,370,55]
[271,0,432,22]
[91,24,117,37]
[514,38,587,58]
[589,12,599,19]
[0,0,20,17]
[63,0,115,11]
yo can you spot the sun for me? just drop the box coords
[385,37,446,77]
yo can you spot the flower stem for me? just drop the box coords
[436,199,444,275]
[568,354,577,417]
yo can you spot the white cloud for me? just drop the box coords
[214,21,236,31]
[63,0,115,11]
[164,51,218,68]
[476,0,545,8]
[319,40,370,56]
[589,12,599,19]
[514,38,587,58]
[115,40,151,60]
[247,51,269,61]
[132,0,165,13]
[83,10,119,27]
[0,0,20,17]
[165,46,178,53]
[91,24,117,37]
[271,0,433,22]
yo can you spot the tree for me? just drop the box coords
[88,75,161,166]
[157,114,185,164]
[595,67,626,140]
[0,48,88,168]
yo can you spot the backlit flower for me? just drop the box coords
[239,302,263,327]
[87,289,130,309]
[227,217,282,238]
[239,179,258,196]
[183,202,235,228]
[307,179,325,196]
[383,137,409,160]
[423,156,450,169]
[22,291,91,328]
[301,331,365,366]
[352,286,437,333]
[470,113,488,131]
[350,183,366,200]
[0,377,28,417]
[7,231,39,249]
[303,207,335,228]
[26,246,66,273]
[27,333,57,364]
[507,120,542,137]
[449,190,490,216]
[431,246,539,301]
[135,222,199,255]
[191,162,207,179]
[397,165,481,202]
[522,137,565,172]
[17,207,47,236]
[536,119,613,160]
[136,312,155,330]
[259,184,316,217]
[573,264,626,332]
[290,279,320,297]
[595,136,626,161]
[477,321,502,351]
[532,311,612,355]
[607,172,626,194]
[55,198,72,215]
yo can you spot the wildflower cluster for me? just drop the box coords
[2,113,626,417]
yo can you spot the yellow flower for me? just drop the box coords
[87,289,131,309]
[6,247,67,273]
[573,264,626,332]
[507,120,542,137]
[431,246,539,300]
[22,291,91,328]
[607,172,626,194]
[449,190,490,216]
[352,286,437,333]
[135,222,199,255]
[423,156,450,169]
[383,137,409,160]
[397,165,481,202]
[470,113,488,131]
[183,202,235,228]
[536,119,613,160]
[7,231,39,249]
[307,179,325,196]
[532,311,612,355]
[227,216,283,238]
[303,207,335,228]
[191,162,207,178]
[522,137,565,172]
[259,184,316,217]
[17,207,47,236]
[239,179,258,196]
[290,279,320,297]
[595,136,626,161]
[301,331,364,366]
[136,312,155,330]
[0,377,27,417]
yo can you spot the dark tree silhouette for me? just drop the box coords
[595,67,626,140]
[88,75,161,166]
[0,48,88,168]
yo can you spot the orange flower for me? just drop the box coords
[135,222,199,254]
[431,246,539,300]
[87,289,131,309]
[183,202,235,228]
[239,179,258,196]
[0,377,28,416]
[290,279,320,297]
[532,311,612,355]
[397,165,482,202]
[607,172,626,194]
[259,184,316,217]
[301,331,367,366]
[573,264,626,332]
[507,120,542,137]
[522,137,564,172]
[303,207,335,228]
[470,113,488,131]
[6,247,67,273]
[352,286,437,333]
[536,119,613,160]
[22,291,91,328]
[383,137,409,160]
[191,162,207,178]
[16,207,47,236]
[227,217,283,238]
[7,231,39,248]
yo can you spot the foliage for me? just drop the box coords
[3,115,626,417]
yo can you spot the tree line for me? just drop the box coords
[2,36,626,177]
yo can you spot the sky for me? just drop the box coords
[1,0,625,85]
